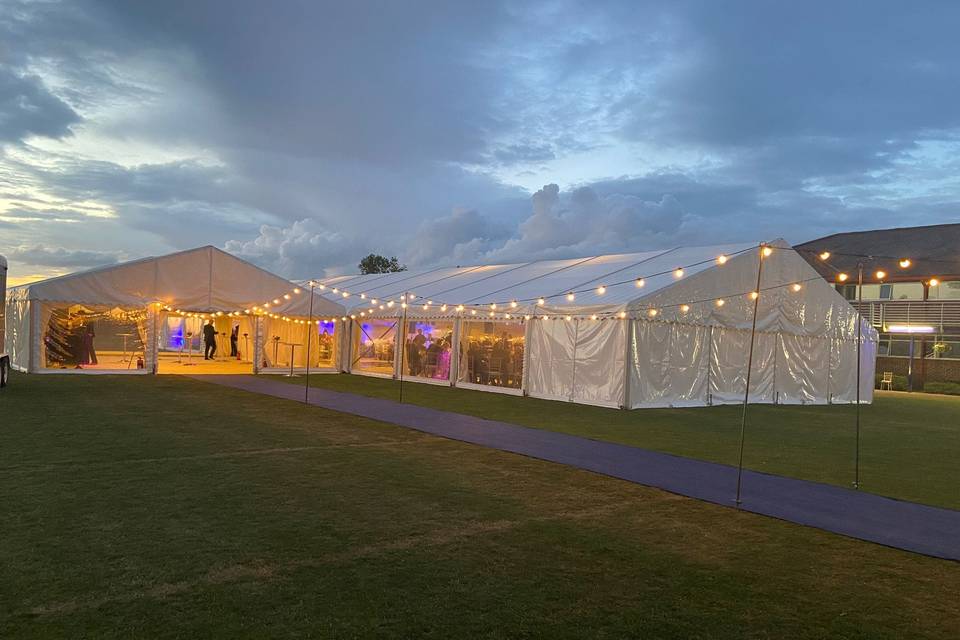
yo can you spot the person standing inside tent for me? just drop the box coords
[230,324,239,358]
[203,320,218,360]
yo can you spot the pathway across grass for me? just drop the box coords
[279,373,960,510]
[2,373,959,638]
[200,374,960,560]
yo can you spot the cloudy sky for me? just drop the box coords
[2,0,959,285]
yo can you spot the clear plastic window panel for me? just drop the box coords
[401,320,454,381]
[351,318,398,375]
[458,320,525,389]
[42,303,147,370]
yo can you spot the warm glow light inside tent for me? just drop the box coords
[680,304,690,313]
[647,309,658,317]
[899,259,912,268]
[762,246,773,257]
[837,273,849,282]
[283,293,291,300]
[887,325,935,334]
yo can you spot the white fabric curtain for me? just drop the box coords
[708,327,777,405]
[628,321,709,409]
[526,318,624,407]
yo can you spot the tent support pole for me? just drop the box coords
[854,262,863,489]
[735,244,765,507]
[398,292,408,404]
[304,281,315,404]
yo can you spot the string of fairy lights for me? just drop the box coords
[152,244,945,326]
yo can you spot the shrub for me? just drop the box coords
[923,381,960,396]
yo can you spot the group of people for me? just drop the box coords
[44,310,98,368]
[405,328,452,379]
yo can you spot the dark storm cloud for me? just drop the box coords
[6,244,120,268]
[0,69,80,143]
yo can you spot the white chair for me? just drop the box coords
[879,371,894,390]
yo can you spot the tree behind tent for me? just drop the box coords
[359,254,407,274]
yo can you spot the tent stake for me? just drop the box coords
[304,281,315,404]
[735,244,765,507]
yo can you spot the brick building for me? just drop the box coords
[797,223,960,387]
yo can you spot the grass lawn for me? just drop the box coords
[286,373,960,511]
[1,373,959,638]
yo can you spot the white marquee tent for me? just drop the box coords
[317,240,876,408]
[5,246,344,374]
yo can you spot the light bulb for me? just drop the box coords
[566,292,575,302]
[819,251,831,261]
[648,309,658,317]
[750,291,759,300]
[273,299,280,304]
[899,259,911,269]
[680,304,690,313]
[674,268,684,278]
[360,293,366,299]
[293,288,301,294]
[510,300,518,308]
[875,270,887,280]
[792,283,802,292]
[716,298,725,307]
[597,285,606,295]
[929,278,940,287]
[283,294,291,300]
[618,311,626,318]
[762,246,773,257]
[635,278,645,288]
[837,273,849,282]
[537,297,546,306]
[717,255,728,265]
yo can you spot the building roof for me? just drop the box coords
[796,223,960,283]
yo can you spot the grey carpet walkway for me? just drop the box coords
[192,374,960,561]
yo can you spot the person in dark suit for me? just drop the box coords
[230,324,239,358]
[203,320,218,360]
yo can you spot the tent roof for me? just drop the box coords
[11,246,344,317]
[318,241,757,308]
[314,240,873,340]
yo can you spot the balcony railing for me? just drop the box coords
[850,300,960,329]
